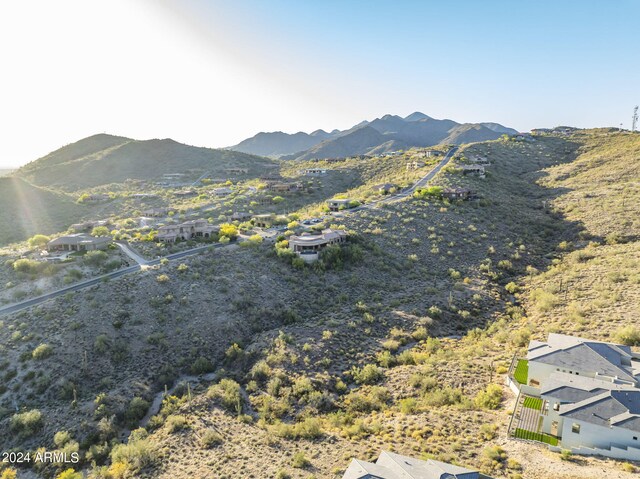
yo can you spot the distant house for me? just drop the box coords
[225,167,248,175]
[325,158,347,163]
[373,183,398,194]
[252,214,275,229]
[81,193,110,203]
[256,196,273,205]
[212,187,233,197]
[406,160,426,170]
[531,128,552,135]
[156,219,219,243]
[343,451,485,479]
[301,168,327,175]
[47,234,111,252]
[461,165,486,177]
[414,149,441,158]
[142,207,169,218]
[327,198,353,212]
[266,182,304,193]
[442,187,473,201]
[70,219,110,232]
[230,212,252,222]
[174,190,197,197]
[288,229,347,262]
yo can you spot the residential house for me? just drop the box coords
[406,160,426,170]
[327,198,353,212]
[301,168,327,175]
[156,219,219,242]
[81,193,111,203]
[174,190,196,197]
[266,181,304,193]
[461,165,486,178]
[442,187,473,201]
[343,451,486,479]
[507,333,640,460]
[225,167,248,175]
[47,234,111,252]
[288,229,347,262]
[212,187,233,197]
[373,183,398,194]
[526,333,640,388]
[142,207,169,217]
[256,196,273,205]
[230,212,252,222]
[531,128,552,135]
[252,214,275,229]
[70,219,110,232]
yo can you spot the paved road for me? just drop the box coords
[0,150,456,316]
[0,243,228,316]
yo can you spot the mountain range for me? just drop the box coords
[15,134,275,191]
[229,112,518,159]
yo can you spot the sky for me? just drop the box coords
[0,0,638,168]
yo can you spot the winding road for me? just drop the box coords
[0,148,456,317]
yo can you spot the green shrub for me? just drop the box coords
[474,384,503,409]
[32,343,53,360]
[292,451,311,469]
[352,364,383,385]
[190,356,214,375]
[615,326,640,346]
[165,415,189,433]
[201,429,223,448]
[207,378,243,413]
[10,409,43,438]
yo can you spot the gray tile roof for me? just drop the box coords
[541,372,634,403]
[560,390,640,433]
[343,451,480,479]
[527,334,640,384]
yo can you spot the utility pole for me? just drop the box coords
[633,106,639,132]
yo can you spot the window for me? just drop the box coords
[634,436,638,441]
[553,403,560,411]
[572,423,580,434]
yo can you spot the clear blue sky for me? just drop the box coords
[1,0,638,167]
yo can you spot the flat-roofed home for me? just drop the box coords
[156,225,181,243]
[288,228,347,262]
[301,168,327,175]
[343,450,484,479]
[252,214,275,228]
[174,190,196,197]
[256,196,273,205]
[267,182,304,193]
[231,212,252,222]
[142,207,169,217]
[461,164,486,177]
[82,193,111,203]
[47,234,111,252]
[212,187,233,197]
[373,183,398,194]
[156,220,219,242]
[442,187,473,201]
[327,198,352,212]
[406,160,426,170]
[526,333,640,389]
[225,167,248,175]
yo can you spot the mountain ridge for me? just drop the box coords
[229,113,518,159]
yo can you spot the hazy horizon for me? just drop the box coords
[1,0,638,168]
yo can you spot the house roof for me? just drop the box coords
[343,451,479,479]
[541,372,634,404]
[48,234,111,246]
[560,390,640,433]
[289,229,346,247]
[527,334,639,384]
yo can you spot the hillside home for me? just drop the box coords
[325,158,347,163]
[142,207,169,217]
[343,451,486,479]
[174,190,196,197]
[327,198,353,211]
[230,212,252,222]
[212,187,233,197]
[442,187,473,201]
[156,219,219,243]
[301,168,327,175]
[82,193,111,203]
[288,229,347,262]
[260,174,282,181]
[252,214,275,228]
[266,182,304,193]
[373,183,398,194]
[225,167,248,175]
[406,160,426,170]
[526,333,640,389]
[47,234,111,252]
[70,219,110,232]
[531,128,552,135]
[461,165,486,177]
